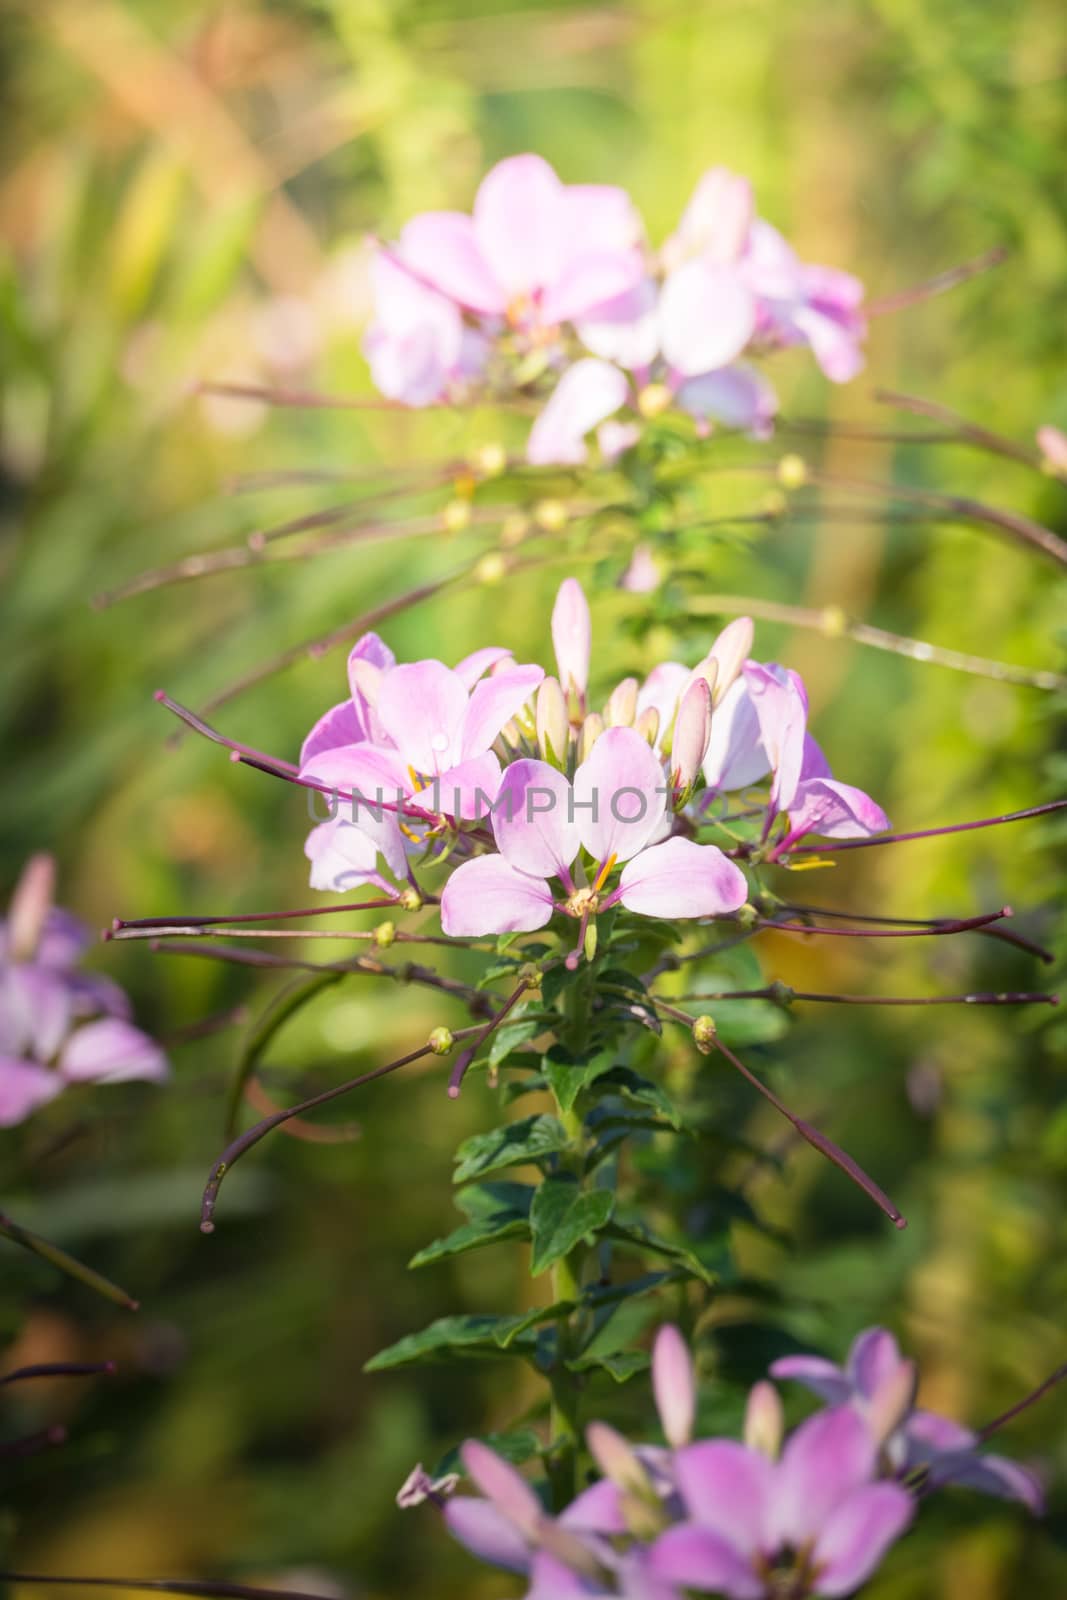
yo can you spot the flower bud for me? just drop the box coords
[604,676,638,728]
[374,920,396,948]
[634,706,660,747]
[672,677,712,792]
[777,452,808,490]
[743,1380,784,1458]
[500,513,529,548]
[536,676,569,765]
[692,1013,716,1054]
[442,498,472,533]
[534,498,568,533]
[578,712,604,762]
[499,718,523,750]
[637,382,672,418]
[475,552,506,585]
[705,617,752,704]
[350,657,383,707]
[552,577,590,697]
[428,1027,454,1056]
[8,853,55,963]
[819,604,848,639]
[586,1422,650,1496]
[472,441,507,477]
[652,1325,695,1449]
[1038,423,1067,478]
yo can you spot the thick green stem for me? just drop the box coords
[546,1098,587,1509]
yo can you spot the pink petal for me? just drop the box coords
[659,262,756,377]
[572,726,669,864]
[768,1354,852,1407]
[675,363,778,437]
[652,1324,696,1448]
[648,1522,763,1599]
[671,679,713,788]
[526,1553,605,1598]
[473,154,565,300]
[788,778,889,841]
[398,212,505,314]
[461,1439,543,1537]
[59,1018,168,1086]
[460,663,545,761]
[440,855,555,936]
[792,305,865,384]
[772,1407,876,1549]
[36,907,93,969]
[0,1057,63,1126]
[542,250,645,326]
[558,184,642,257]
[619,838,748,920]
[577,280,661,371]
[702,676,771,793]
[928,1451,1044,1512]
[812,1483,914,1596]
[527,359,630,465]
[299,699,367,768]
[0,966,71,1061]
[560,1478,627,1535]
[666,167,754,269]
[6,855,57,963]
[552,578,592,697]
[453,646,514,689]
[304,818,395,895]
[432,752,503,822]
[705,617,755,703]
[444,1497,531,1574]
[742,662,808,812]
[636,661,690,740]
[673,1440,772,1557]
[847,1329,906,1401]
[376,660,470,774]
[492,760,580,880]
[799,733,833,783]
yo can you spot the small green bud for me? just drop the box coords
[441,498,472,533]
[534,498,568,533]
[693,1014,717,1054]
[374,920,396,948]
[777,452,808,490]
[398,888,422,912]
[428,1026,454,1056]
[472,441,507,477]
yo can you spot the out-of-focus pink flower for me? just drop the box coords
[771,1327,1043,1512]
[394,155,643,334]
[745,219,866,383]
[552,578,592,700]
[1037,424,1067,477]
[364,252,487,405]
[0,856,167,1128]
[779,735,889,847]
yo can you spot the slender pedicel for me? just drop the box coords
[109,898,416,933]
[200,1027,485,1230]
[874,388,1042,471]
[865,244,1008,316]
[756,908,1012,939]
[785,799,1067,855]
[666,986,1057,1008]
[152,692,298,773]
[0,1212,139,1311]
[447,980,532,1099]
[0,1578,338,1600]
[774,902,1055,964]
[0,1361,116,1386]
[975,1360,1067,1442]
[648,1000,905,1227]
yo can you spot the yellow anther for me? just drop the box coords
[637,382,672,419]
[592,853,617,894]
[472,443,507,478]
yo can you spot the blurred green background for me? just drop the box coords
[1,1,1066,1596]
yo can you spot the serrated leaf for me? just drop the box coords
[592,1067,683,1128]
[453,1114,572,1184]
[542,1045,617,1113]
[489,1016,543,1068]
[454,1182,535,1221]
[566,1349,650,1382]
[529,1177,615,1276]
[409,1208,530,1268]
[364,1314,538,1371]
[604,1220,719,1286]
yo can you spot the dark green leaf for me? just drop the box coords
[364,1314,539,1371]
[542,1045,617,1113]
[604,1220,719,1286]
[453,1114,572,1184]
[529,1177,615,1275]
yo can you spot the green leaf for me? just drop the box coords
[453,1115,572,1184]
[529,1177,615,1276]
[604,1220,720,1286]
[542,1045,617,1113]
[592,1067,683,1128]
[433,1427,544,1479]
[409,1193,531,1268]
[364,1314,539,1371]
[566,1349,650,1382]
[454,1182,535,1220]
[489,1016,543,1069]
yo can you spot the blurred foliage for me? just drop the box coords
[1,2,1066,1597]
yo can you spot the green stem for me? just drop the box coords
[546,1099,587,1509]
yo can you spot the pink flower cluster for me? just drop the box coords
[0,855,167,1127]
[365,156,866,462]
[301,579,887,941]
[409,1325,1039,1599]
